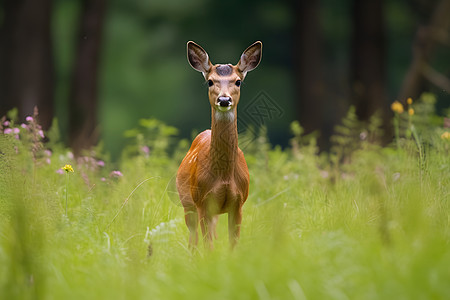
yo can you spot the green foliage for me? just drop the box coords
[1,99,450,299]
[123,118,179,160]
[330,106,362,165]
[330,106,385,171]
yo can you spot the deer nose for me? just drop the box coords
[218,96,232,107]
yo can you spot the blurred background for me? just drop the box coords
[0,0,449,159]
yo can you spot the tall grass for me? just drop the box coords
[1,97,449,299]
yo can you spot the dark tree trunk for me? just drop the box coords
[350,0,387,122]
[292,0,327,148]
[398,0,450,101]
[0,0,53,129]
[69,0,106,155]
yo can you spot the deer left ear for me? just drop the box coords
[237,41,262,77]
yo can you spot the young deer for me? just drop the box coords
[176,41,262,249]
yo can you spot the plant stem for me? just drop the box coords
[394,114,400,149]
[105,177,155,230]
[65,172,69,216]
[411,124,424,183]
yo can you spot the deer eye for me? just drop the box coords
[235,80,241,87]
[208,80,214,87]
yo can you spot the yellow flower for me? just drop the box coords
[408,108,414,116]
[391,101,404,114]
[441,132,450,141]
[62,164,74,173]
[407,98,413,105]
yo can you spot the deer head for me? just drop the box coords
[187,41,262,117]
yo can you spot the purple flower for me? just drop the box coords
[26,116,33,122]
[4,128,12,134]
[97,160,105,167]
[44,150,52,157]
[3,121,10,126]
[141,145,150,155]
[101,177,106,182]
[38,130,44,139]
[21,123,28,129]
[13,128,20,134]
[56,169,64,174]
[110,170,123,178]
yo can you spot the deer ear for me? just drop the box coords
[187,41,211,74]
[237,41,262,77]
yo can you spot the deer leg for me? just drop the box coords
[228,206,243,249]
[184,205,198,248]
[199,210,215,250]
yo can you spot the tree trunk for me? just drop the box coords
[0,0,53,129]
[68,0,106,155]
[292,0,327,148]
[350,0,387,122]
[398,0,450,101]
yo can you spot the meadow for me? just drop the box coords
[1,95,449,299]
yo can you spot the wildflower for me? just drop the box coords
[141,145,150,155]
[4,128,12,134]
[38,130,44,139]
[61,164,74,217]
[21,123,28,129]
[13,128,20,134]
[97,160,105,167]
[408,108,414,116]
[3,121,10,126]
[391,101,404,114]
[56,169,64,175]
[26,116,33,122]
[407,97,413,105]
[62,164,74,173]
[441,132,450,141]
[110,170,123,178]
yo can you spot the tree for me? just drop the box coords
[292,0,327,148]
[68,0,106,155]
[399,0,450,101]
[0,0,53,129]
[350,0,388,123]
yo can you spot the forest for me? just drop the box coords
[1,0,449,157]
[0,0,449,299]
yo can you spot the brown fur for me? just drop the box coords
[177,41,262,249]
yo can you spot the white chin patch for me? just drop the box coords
[217,105,232,112]
[215,109,235,121]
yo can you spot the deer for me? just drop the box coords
[176,41,262,249]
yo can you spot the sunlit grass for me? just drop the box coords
[1,106,449,299]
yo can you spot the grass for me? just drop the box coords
[1,102,450,299]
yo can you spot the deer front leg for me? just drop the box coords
[228,205,242,249]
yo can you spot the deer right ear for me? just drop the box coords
[187,41,211,75]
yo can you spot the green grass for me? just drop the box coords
[1,109,450,299]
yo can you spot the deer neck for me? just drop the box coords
[210,108,238,177]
